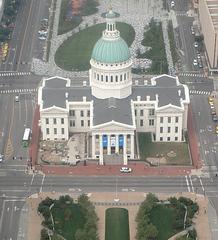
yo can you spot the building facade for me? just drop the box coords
[38,10,190,165]
[198,0,218,72]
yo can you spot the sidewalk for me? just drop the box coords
[34,163,193,176]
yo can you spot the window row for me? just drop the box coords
[160,126,179,133]
[135,109,155,116]
[160,116,179,124]
[46,128,65,135]
[69,110,90,117]
[70,120,90,127]
[94,72,129,83]
[159,136,178,141]
[45,118,65,125]
[139,119,155,127]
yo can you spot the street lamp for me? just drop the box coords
[114,175,119,202]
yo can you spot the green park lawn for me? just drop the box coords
[55,22,135,71]
[51,202,85,240]
[105,208,130,240]
[150,205,180,240]
[138,133,191,165]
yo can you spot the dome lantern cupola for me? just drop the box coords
[90,10,133,99]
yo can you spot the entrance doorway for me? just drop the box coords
[111,146,115,154]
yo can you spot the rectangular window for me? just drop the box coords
[175,126,178,133]
[96,135,99,139]
[160,127,163,133]
[61,128,64,134]
[149,109,155,116]
[175,116,179,123]
[81,120,84,127]
[140,119,143,126]
[80,110,84,117]
[168,127,171,133]
[46,128,49,134]
[168,117,171,123]
[45,118,49,124]
[70,120,73,127]
[69,110,75,116]
[149,119,154,126]
[101,75,103,81]
[140,109,143,116]
[160,137,163,141]
[135,109,137,116]
[160,117,163,123]
[88,120,90,127]
[175,136,178,141]
[72,120,75,127]
[167,137,170,141]
[54,128,57,134]
[61,118,64,124]
[87,110,90,117]
[53,118,57,124]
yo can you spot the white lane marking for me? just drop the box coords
[30,174,35,186]
[40,174,45,193]
[0,200,6,234]
[189,175,194,192]
[185,175,190,192]
[198,176,205,193]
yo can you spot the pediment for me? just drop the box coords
[41,106,67,114]
[92,121,135,131]
[156,104,183,113]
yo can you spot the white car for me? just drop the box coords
[170,1,175,8]
[193,59,198,66]
[38,36,46,40]
[120,167,132,173]
[0,154,3,162]
[194,42,198,48]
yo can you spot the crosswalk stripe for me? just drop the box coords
[0,71,31,77]
[0,88,37,94]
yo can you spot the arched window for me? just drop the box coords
[115,75,118,82]
[97,74,99,80]
[106,75,108,82]
[110,76,113,82]
[124,73,126,80]
[101,75,103,82]
[120,74,123,81]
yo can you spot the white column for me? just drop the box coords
[115,134,119,153]
[107,134,111,155]
[130,134,134,159]
[92,134,96,158]
[99,134,104,165]
[123,134,128,165]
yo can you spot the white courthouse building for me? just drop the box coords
[38,10,190,165]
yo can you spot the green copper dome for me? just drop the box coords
[91,38,131,63]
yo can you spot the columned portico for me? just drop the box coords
[91,131,135,165]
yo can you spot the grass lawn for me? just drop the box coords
[139,19,168,74]
[105,208,130,240]
[55,22,135,71]
[58,0,99,35]
[51,202,85,240]
[150,205,179,240]
[138,133,191,165]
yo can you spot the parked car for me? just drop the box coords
[120,167,132,173]
[0,154,3,162]
[193,59,198,66]
[211,109,216,115]
[212,115,218,122]
[215,126,218,134]
[190,26,195,35]
[194,42,198,48]
[170,1,175,7]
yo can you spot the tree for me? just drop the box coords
[144,224,158,240]
[40,228,49,240]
